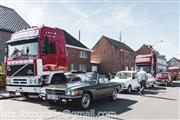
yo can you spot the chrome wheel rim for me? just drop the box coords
[82,94,90,108]
[112,90,117,100]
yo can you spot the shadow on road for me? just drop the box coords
[144,95,176,101]
[46,98,137,119]
[150,86,167,90]
[11,97,137,119]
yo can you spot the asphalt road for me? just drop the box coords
[0,81,180,120]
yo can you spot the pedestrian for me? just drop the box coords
[137,67,147,95]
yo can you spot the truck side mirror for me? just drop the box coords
[42,35,49,54]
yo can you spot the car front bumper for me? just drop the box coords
[46,94,82,103]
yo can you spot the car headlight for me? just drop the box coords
[66,90,82,96]
[121,83,126,88]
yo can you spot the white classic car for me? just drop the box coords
[110,71,140,93]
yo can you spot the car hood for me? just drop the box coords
[110,78,129,83]
[42,81,93,91]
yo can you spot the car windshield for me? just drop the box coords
[77,73,97,83]
[8,38,38,58]
[116,72,132,79]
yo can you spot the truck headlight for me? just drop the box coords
[30,79,33,84]
[34,79,37,84]
[6,78,10,84]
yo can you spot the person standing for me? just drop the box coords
[137,67,147,95]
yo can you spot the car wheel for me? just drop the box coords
[110,89,118,101]
[80,93,91,109]
[127,85,132,94]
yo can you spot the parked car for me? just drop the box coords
[146,73,156,88]
[156,72,172,86]
[110,71,140,93]
[44,72,121,109]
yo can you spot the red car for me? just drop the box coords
[156,72,172,86]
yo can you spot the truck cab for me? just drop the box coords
[5,26,68,97]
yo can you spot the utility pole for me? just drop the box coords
[119,31,122,42]
[79,30,81,42]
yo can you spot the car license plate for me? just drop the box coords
[47,94,59,100]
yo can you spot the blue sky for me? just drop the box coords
[1,0,179,59]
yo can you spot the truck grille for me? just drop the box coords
[7,64,34,76]
[13,79,27,84]
[46,89,65,95]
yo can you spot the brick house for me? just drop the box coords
[64,31,91,72]
[91,36,136,74]
[0,5,30,62]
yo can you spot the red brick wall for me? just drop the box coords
[136,45,152,55]
[91,37,136,74]
[66,47,91,72]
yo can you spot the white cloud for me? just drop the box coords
[108,4,150,27]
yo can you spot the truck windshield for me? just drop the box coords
[8,38,38,58]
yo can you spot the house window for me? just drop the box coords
[79,64,87,72]
[71,64,76,71]
[79,51,87,58]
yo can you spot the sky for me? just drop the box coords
[1,0,179,60]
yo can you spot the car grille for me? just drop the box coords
[46,89,65,95]
[13,79,27,84]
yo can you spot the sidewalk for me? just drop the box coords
[0,88,21,100]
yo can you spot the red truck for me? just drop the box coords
[135,54,156,75]
[5,26,68,97]
[168,66,180,80]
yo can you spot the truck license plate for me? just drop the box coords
[16,88,23,92]
[47,94,59,100]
